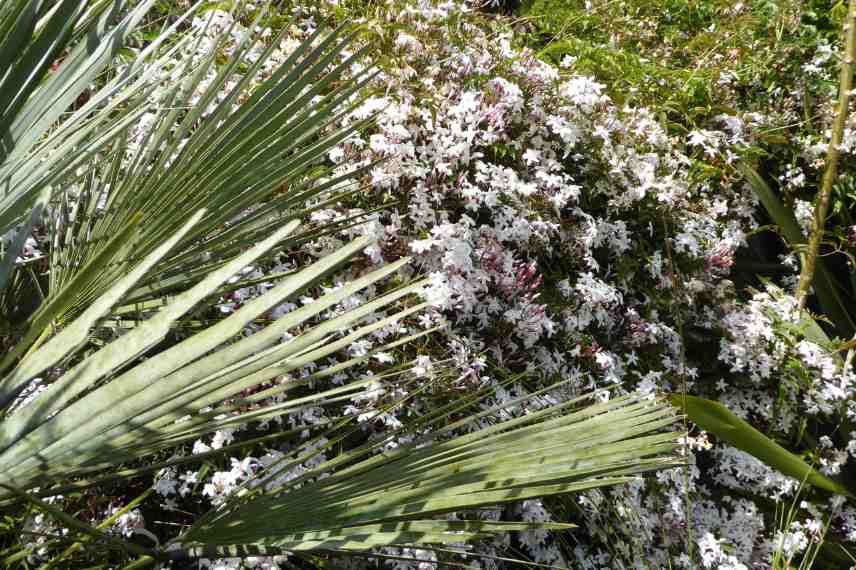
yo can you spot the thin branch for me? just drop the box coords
[38,489,154,570]
[0,484,163,564]
[797,0,856,308]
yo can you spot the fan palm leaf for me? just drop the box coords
[174,393,681,555]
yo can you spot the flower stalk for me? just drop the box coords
[796,0,856,308]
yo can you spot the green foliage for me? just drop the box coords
[521,0,839,131]
[521,0,744,120]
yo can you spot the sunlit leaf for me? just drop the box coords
[670,393,854,498]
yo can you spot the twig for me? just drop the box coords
[662,217,693,563]
[796,0,856,308]
[38,489,153,570]
[0,484,163,564]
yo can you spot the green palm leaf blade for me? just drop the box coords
[0,209,206,408]
[0,1,33,70]
[0,188,47,295]
[3,0,159,163]
[44,24,377,329]
[114,327,435,456]
[0,232,421,492]
[174,521,576,556]
[120,304,431,445]
[0,220,301,473]
[0,209,145,378]
[670,393,854,498]
[37,259,420,467]
[0,0,87,156]
[0,0,163,235]
[177,395,682,551]
[33,278,425,473]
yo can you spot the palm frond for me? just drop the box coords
[40,20,377,333]
[0,0,165,234]
[0,227,421,492]
[176,392,683,553]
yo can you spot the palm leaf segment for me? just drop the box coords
[176,392,682,556]
[1,0,378,362]
[0,0,167,325]
[0,0,168,234]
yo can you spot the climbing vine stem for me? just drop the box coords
[797,0,856,308]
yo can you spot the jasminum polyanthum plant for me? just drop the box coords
[284,2,747,564]
[244,0,856,567]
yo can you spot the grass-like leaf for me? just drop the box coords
[738,163,856,338]
[670,393,854,498]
